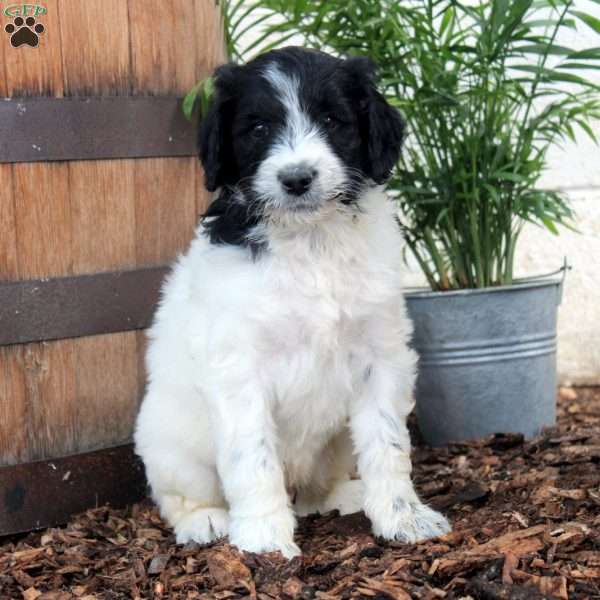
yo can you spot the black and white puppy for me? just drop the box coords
[135,47,450,557]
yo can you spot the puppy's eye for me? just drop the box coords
[250,123,269,139]
[322,115,344,130]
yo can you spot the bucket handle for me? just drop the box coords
[512,258,569,305]
[558,257,570,304]
[516,257,570,283]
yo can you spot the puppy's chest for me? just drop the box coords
[262,254,386,465]
[257,245,390,412]
[263,250,378,347]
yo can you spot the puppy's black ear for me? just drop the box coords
[198,63,239,192]
[343,56,405,184]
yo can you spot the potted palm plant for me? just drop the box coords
[187,0,600,445]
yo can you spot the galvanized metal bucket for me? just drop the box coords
[405,267,566,446]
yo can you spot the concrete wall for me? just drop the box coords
[523,2,600,384]
[515,191,600,385]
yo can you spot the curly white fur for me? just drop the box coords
[134,187,450,557]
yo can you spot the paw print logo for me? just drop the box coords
[5,16,44,48]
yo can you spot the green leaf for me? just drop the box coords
[557,62,600,70]
[566,47,600,60]
[493,171,530,183]
[524,18,575,29]
[572,10,600,34]
[182,76,215,121]
[516,43,574,55]
[540,215,560,234]
[509,64,546,74]
[439,5,454,38]
[199,76,215,117]
[575,119,598,144]
[182,82,202,121]
[510,65,599,87]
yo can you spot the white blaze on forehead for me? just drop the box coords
[254,64,346,212]
[262,65,315,144]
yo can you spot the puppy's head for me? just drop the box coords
[200,46,404,218]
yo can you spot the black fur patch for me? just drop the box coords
[201,187,266,258]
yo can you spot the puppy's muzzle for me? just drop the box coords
[277,163,317,196]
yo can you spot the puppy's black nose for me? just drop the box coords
[278,164,317,196]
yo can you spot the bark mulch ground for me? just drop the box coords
[1,388,599,600]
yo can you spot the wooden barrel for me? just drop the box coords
[0,0,225,534]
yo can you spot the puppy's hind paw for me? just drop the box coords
[370,499,451,544]
[230,508,301,559]
[321,479,364,516]
[175,507,229,545]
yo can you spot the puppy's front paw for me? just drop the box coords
[230,508,300,558]
[368,497,451,544]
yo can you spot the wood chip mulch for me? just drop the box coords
[1,388,599,600]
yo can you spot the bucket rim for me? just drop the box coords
[404,262,568,300]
